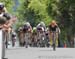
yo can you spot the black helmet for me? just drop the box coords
[0,3,4,10]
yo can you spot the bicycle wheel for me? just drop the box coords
[52,32,56,51]
[53,43,56,51]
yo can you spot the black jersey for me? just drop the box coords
[49,25,58,32]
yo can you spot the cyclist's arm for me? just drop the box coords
[56,27,61,34]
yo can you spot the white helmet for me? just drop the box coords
[40,21,45,25]
[24,22,30,26]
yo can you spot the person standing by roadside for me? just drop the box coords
[0,2,17,59]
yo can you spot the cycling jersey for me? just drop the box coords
[49,25,58,32]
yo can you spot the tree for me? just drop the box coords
[17,0,75,47]
[17,0,53,27]
[48,0,75,47]
[0,0,14,13]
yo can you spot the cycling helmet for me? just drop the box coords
[40,21,45,26]
[51,20,56,24]
[24,22,30,26]
[33,27,36,32]
[0,3,4,10]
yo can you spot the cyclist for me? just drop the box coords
[36,21,46,31]
[23,22,32,48]
[44,27,50,47]
[31,27,38,47]
[48,20,60,48]
[11,30,16,47]
[18,27,24,46]
[23,22,32,33]
[36,22,46,47]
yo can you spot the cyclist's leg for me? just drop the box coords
[22,32,25,46]
[52,32,55,45]
[33,35,37,47]
[49,32,52,47]
[37,32,40,47]
[56,33,58,47]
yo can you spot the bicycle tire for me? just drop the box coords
[52,31,56,51]
[53,43,56,51]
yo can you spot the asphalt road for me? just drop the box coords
[5,47,75,59]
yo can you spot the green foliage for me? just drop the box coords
[0,0,14,13]
[49,0,75,47]
[17,0,53,27]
